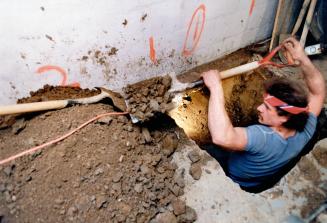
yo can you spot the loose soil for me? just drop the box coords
[0,86,198,223]
[123,75,174,122]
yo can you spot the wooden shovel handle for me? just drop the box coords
[0,100,69,115]
[190,61,260,88]
[220,61,260,79]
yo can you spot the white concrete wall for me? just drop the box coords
[0,0,278,105]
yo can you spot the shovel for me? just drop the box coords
[169,44,296,94]
[0,87,127,116]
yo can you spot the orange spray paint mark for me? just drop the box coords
[36,65,80,87]
[149,36,157,64]
[249,0,255,16]
[182,4,206,57]
[193,15,200,41]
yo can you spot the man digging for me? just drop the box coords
[201,37,325,193]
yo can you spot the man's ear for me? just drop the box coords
[279,115,289,125]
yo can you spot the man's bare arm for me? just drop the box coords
[284,37,325,116]
[202,70,247,151]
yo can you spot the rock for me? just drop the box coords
[112,182,122,193]
[25,176,32,182]
[162,134,178,156]
[11,118,26,134]
[74,195,91,213]
[117,116,128,124]
[169,184,181,196]
[177,206,197,223]
[11,195,17,202]
[189,163,202,180]
[150,211,177,223]
[172,199,186,216]
[67,206,78,217]
[112,173,123,183]
[96,116,113,125]
[174,175,185,188]
[54,197,65,205]
[187,150,201,163]
[140,165,151,175]
[3,165,14,177]
[125,125,133,132]
[94,168,104,176]
[149,99,160,111]
[142,127,152,143]
[96,195,107,209]
[26,137,37,147]
[6,184,13,192]
[151,154,162,166]
[116,214,126,222]
[134,183,143,193]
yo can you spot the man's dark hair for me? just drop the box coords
[263,77,309,131]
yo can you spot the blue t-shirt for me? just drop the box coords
[228,113,317,187]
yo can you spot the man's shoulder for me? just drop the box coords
[245,124,274,153]
[246,124,273,134]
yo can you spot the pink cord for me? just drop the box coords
[0,112,128,166]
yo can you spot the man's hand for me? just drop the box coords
[284,37,325,116]
[283,37,309,65]
[201,69,221,91]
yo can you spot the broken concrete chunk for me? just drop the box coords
[162,133,178,156]
[172,198,186,216]
[187,150,201,163]
[150,211,177,223]
[177,206,197,223]
[189,163,202,180]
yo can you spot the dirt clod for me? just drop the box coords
[177,206,197,223]
[123,75,173,122]
[162,133,179,156]
[187,150,201,163]
[172,198,186,215]
[189,163,202,180]
[151,211,177,223]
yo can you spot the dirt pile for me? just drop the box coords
[123,75,175,122]
[0,86,198,223]
[17,85,100,103]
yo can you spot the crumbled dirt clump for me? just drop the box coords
[0,87,197,222]
[123,75,174,122]
[17,85,100,103]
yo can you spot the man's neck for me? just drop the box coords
[271,126,296,139]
